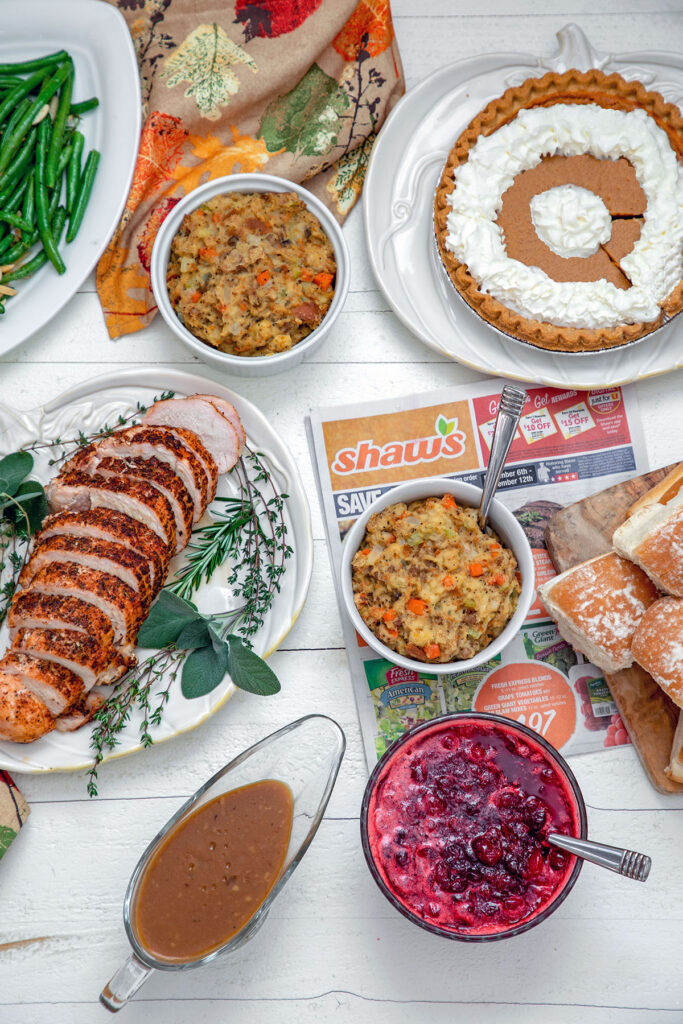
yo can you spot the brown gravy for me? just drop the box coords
[134,779,293,962]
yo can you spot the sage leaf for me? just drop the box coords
[3,480,47,534]
[226,635,281,696]
[0,451,32,497]
[176,618,212,651]
[137,590,201,648]
[181,643,230,699]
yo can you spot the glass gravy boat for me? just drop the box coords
[101,714,346,1012]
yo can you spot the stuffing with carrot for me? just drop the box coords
[166,191,336,357]
[351,496,520,663]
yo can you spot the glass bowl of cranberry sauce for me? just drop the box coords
[361,713,587,941]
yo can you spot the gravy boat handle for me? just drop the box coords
[101,952,152,1012]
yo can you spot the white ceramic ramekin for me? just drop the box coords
[150,173,350,377]
[339,478,535,675]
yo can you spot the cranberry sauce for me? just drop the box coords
[366,718,580,936]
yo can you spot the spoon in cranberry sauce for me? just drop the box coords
[547,833,651,882]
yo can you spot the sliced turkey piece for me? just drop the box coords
[95,426,213,522]
[47,470,177,551]
[195,394,246,449]
[55,687,109,732]
[8,593,115,652]
[143,397,242,474]
[19,534,154,599]
[62,449,194,552]
[0,651,84,717]
[27,562,146,651]
[38,508,169,595]
[0,671,54,743]
[12,628,129,690]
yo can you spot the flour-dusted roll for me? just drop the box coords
[537,551,660,673]
[631,597,683,709]
[613,465,683,597]
[667,712,683,785]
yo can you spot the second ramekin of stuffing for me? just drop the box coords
[339,478,535,674]
[150,173,350,377]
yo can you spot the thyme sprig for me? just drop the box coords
[21,390,175,466]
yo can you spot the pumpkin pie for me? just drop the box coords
[434,69,683,353]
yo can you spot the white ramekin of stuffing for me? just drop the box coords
[340,479,534,674]
[150,174,349,377]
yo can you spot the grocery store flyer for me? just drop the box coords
[307,380,649,770]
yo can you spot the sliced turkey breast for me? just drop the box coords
[95,427,212,521]
[46,471,177,551]
[12,629,129,690]
[8,593,115,651]
[61,449,194,552]
[38,509,169,595]
[0,672,54,743]
[0,651,84,717]
[27,562,146,651]
[195,395,246,449]
[54,687,109,732]
[143,397,242,474]
[19,534,154,599]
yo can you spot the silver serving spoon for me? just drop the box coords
[478,385,527,529]
[548,833,652,882]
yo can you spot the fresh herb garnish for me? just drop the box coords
[0,451,48,624]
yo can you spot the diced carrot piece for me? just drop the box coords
[300,269,313,281]
[198,247,217,260]
[490,573,506,586]
[424,643,441,660]
[360,547,371,556]
[190,291,201,303]
[386,627,399,638]
[469,562,484,577]
[256,270,271,286]
[407,598,428,615]
[443,574,455,589]
[489,542,501,553]
[442,494,456,508]
[313,272,334,290]
[382,609,397,622]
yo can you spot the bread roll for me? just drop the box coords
[627,464,683,517]
[666,711,683,785]
[631,597,683,709]
[538,551,660,673]
[613,489,683,598]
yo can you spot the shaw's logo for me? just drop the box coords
[331,415,467,475]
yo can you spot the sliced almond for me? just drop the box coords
[0,284,17,297]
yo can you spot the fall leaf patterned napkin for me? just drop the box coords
[0,770,29,862]
[97,0,405,339]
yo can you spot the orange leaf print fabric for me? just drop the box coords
[98,0,404,339]
[332,0,394,61]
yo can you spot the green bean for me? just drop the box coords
[66,148,99,243]
[1,229,38,266]
[0,210,31,231]
[34,116,64,273]
[0,129,37,205]
[46,68,73,188]
[0,67,46,128]
[3,206,66,284]
[6,175,29,213]
[47,175,61,220]
[0,51,69,76]
[22,171,35,226]
[69,97,99,116]
[0,59,72,177]
[1,95,33,144]
[0,235,14,258]
[66,130,83,212]
[55,143,72,180]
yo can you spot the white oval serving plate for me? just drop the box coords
[364,23,683,389]
[0,368,313,773]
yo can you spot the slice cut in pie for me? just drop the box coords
[434,69,683,353]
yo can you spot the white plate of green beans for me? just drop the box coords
[0,0,140,355]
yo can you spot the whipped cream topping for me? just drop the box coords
[444,103,683,329]
[530,184,612,258]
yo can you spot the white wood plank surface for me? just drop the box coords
[1,2,683,1021]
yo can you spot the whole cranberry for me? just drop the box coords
[503,895,527,921]
[472,835,504,866]
[549,848,568,871]
[525,849,544,877]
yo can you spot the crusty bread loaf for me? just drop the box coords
[666,711,683,784]
[613,479,683,597]
[631,597,683,709]
[538,551,660,672]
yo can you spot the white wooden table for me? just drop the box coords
[2,2,683,1021]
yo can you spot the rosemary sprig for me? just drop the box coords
[165,445,293,644]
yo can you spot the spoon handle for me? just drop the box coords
[548,833,652,882]
[478,385,526,528]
